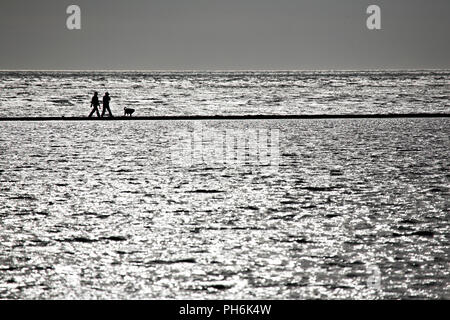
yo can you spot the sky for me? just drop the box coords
[0,0,449,70]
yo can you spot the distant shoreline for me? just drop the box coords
[0,114,449,121]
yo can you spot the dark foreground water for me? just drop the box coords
[0,118,448,299]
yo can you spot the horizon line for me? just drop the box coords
[0,68,449,73]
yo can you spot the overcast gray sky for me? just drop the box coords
[0,0,449,70]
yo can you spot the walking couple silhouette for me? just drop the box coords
[89,92,113,117]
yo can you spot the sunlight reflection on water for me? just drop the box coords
[0,118,448,299]
[0,70,448,117]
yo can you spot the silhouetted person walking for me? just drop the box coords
[101,92,113,117]
[88,92,101,117]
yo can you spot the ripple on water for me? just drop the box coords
[0,118,448,299]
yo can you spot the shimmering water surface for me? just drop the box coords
[0,118,448,299]
[0,70,448,117]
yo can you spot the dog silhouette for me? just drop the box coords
[124,107,135,117]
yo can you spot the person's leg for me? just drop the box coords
[88,108,95,117]
[101,106,106,117]
[107,106,113,117]
[96,107,101,117]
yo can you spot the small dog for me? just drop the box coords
[124,107,135,117]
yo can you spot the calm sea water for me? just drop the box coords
[0,70,448,117]
[0,118,448,299]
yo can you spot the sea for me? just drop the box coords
[0,71,448,299]
[0,70,448,117]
